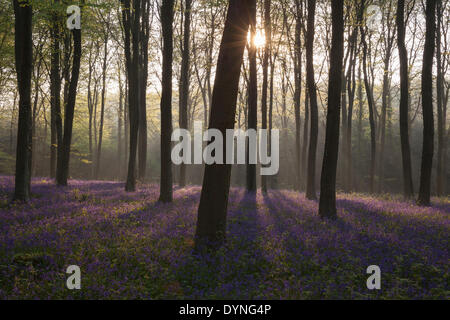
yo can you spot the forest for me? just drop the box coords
[0,0,448,300]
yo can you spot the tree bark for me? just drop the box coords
[418,0,437,206]
[138,0,150,181]
[261,0,271,194]
[195,0,253,250]
[396,0,414,199]
[246,0,257,193]
[305,0,318,200]
[50,1,61,180]
[360,0,376,194]
[293,0,302,192]
[159,0,174,202]
[123,0,140,192]
[436,0,445,197]
[179,0,192,187]
[96,31,108,179]
[13,0,33,202]
[318,0,344,219]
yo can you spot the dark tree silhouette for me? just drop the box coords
[293,0,303,192]
[50,0,62,179]
[261,0,271,194]
[305,0,318,200]
[318,0,344,219]
[435,0,446,197]
[138,0,151,181]
[246,0,257,193]
[123,0,140,192]
[159,0,174,203]
[195,0,253,250]
[396,0,414,199]
[13,0,33,202]
[418,0,437,206]
[179,0,192,187]
[56,3,82,186]
[360,0,376,194]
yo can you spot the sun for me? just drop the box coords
[247,29,266,48]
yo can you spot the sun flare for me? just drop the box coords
[247,29,266,48]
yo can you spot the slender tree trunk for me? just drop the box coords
[357,62,363,189]
[195,0,253,250]
[159,0,174,202]
[124,0,140,192]
[118,63,123,180]
[50,2,61,179]
[261,0,271,194]
[305,0,318,200]
[418,0,437,206]
[318,0,344,219]
[302,90,309,191]
[246,0,257,193]
[436,0,444,197]
[138,0,150,181]
[293,0,302,192]
[360,2,376,193]
[13,0,33,201]
[179,0,192,187]
[56,17,82,186]
[96,32,108,179]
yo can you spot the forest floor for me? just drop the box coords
[0,176,448,299]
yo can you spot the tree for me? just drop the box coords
[56,2,83,186]
[13,0,33,201]
[418,0,437,206]
[195,0,253,250]
[179,0,192,187]
[305,0,318,200]
[159,0,174,203]
[396,0,414,199]
[138,0,151,181]
[50,0,62,179]
[318,0,344,219]
[261,0,271,194]
[293,0,302,192]
[360,0,377,194]
[435,0,447,197]
[122,0,141,192]
[246,0,257,193]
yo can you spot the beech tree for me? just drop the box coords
[305,0,318,200]
[396,0,414,199]
[195,0,253,250]
[159,0,174,202]
[318,0,344,219]
[418,0,437,206]
[13,0,33,201]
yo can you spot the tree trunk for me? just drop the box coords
[96,32,108,180]
[436,0,444,197]
[195,0,253,250]
[360,1,376,194]
[261,0,271,194]
[305,0,318,200]
[159,0,174,202]
[13,0,33,202]
[246,0,257,193]
[418,0,437,206]
[56,18,82,186]
[179,0,192,187]
[318,0,344,219]
[293,0,302,192]
[396,0,414,199]
[50,2,61,180]
[138,0,150,181]
[123,0,140,192]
